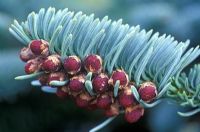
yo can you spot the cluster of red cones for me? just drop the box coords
[20,39,158,123]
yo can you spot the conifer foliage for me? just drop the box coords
[9,7,200,131]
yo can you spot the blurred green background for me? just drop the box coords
[0,0,200,132]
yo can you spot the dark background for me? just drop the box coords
[0,0,200,132]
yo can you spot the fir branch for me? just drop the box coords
[9,7,200,131]
[10,7,200,101]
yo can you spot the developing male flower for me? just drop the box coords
[119,86,137,107]
[124,105,144,123]
[63,56,81,75]
[84,54,102,73]
[92,73,109,93]
[138,82,157,102]
[68,75,85,93]
[96,93,112,109]
[24,57,43,74]
[108,69,129,88]
[20,47,35,62]
[75,92,93,108]
[29,39,49,56]
[42,54,61,72]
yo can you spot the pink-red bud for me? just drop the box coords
[119,86,137,107]
[29,40,49,56]
[124,105,144,123]
[138,82,157,102]
[20,47,35,62]
[24,57,43,74]
[63,56,81,75]
[96,93,112,109]
[68,75,85,93]
[75,92,92,108]
[92,73,109,93]
[42,55,61,72]
[84,54,102,73]
[108,69,129,88]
